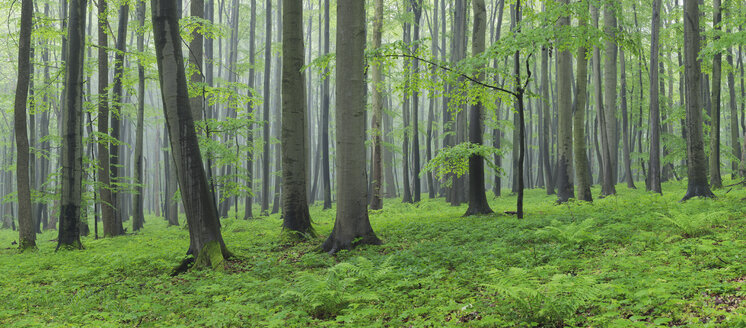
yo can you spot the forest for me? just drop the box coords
[1,0,746,326]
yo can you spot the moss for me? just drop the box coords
[17,240,37,253]
[194,240,225,271]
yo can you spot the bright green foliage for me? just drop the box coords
[3,180,746,327]
[423,142,505,187]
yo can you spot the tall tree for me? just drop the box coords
[556,0,574,203]
[727,39,740,176]
[411,0,422,203]
[110,3,129,233]
[320,0,332,209]
[188,0,205,121]
[151,0,231,268]
[592,3,615,196]
[370,0,384,210]
[244,0,257,220]
[261,0,272,215]
[281,0,314,237]
[98,0,117,236]
[15,0,35,250]
[574,5,592,202]
[132,0,146,231]
[647,0,662,193]
[465,0,492,216]
[620,48,635,189]
[57,0,86,250]
[401,6,413,204]
[709,0,723,188]
[322,0,381,254]
[682,0,714,200]
[540,44,554,195]
[604,1,619,184]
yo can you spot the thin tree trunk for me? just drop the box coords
[604,2,619,185]
[15,0,35,250]
[244,0,256,220]
[620,48,635,189]
[709,0,723,188]
[370,0,384,210]
[321,0,332,209]
[132,0,146,231]
[110,3,129,234]
[261,0,272,215]
[411,0,422,203]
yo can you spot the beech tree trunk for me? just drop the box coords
[727,40,740,176]
[244,0,256,219]
[15,0,35,250]
[556,0,574,203]
[682,0,714,200]
[321,0,332,209]
[57,0,86,250]
[98,0,118,236]
[574,7,592,202]
[261,0,272,215]
[151,0,231,268]
[465,0,492,216]
[370,0,384,210]
[647,0,662,193]
[322,0,381,254]
[132,0,146,232]
[604,2,619,184]
[709,0,722,188]
[280,0,313,237]
[411,0,422,203]
[110,3,129,233]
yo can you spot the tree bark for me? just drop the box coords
[411,0,422,203]
[465,0,492,216]
[620,48,635,189]
[132,0,146,232]
[322,0,381,254]
[261,0,272,215]
[280,0,314,237]
[541,44,554,196]
[151,0,231,268]
[402,11,413,204]
[727,39,740,176]
[15,0,36,250]
[556,0,574,203]
[244,0,256,219]
[574,7,592,202]
[188,0,205,121]
[57,0,86,250]
[110,3,129,234]
[593,4,615,196]
[709,0,722,188]
[370,0,384,210]
[603,2,619,184]
[682,0,714,200]
[647,0,662,193]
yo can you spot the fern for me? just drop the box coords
[535,219,601,250]
[657,210,727,238]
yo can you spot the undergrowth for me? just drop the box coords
[1,179,746,327]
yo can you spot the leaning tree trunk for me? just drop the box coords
[57,0,86,251]
[322,0,381,254]
[647,0,662,193]
[465,0,493,216]
[280,0,314,238]
[574,7,592,202]
[370,0,384,210]
[151,0,231,268]
[15,0,35,251]
[556,0,574,203]
[708,0,722,188]
[681,0,714,200]
[132,0,146,232]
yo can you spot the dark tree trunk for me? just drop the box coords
[57,0,86,250]
[244,0,256,220]
[280,0,314,238]
[98,0,118,236]
[151,0,231,268]
[465,0,493,216]
[110,3,129,234]
[132,0,146,231]
[620,48,635,189]
[15,0,36,250]
[681,0,714,200]
[411,0,422,203]
[322,0,381,254]
[261,0,272,215]
[709,0,723,188]
[370,0,384,210]
[321,0,332,209]
[401,14,413,204]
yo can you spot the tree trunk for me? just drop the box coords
[574,7,592,202]
[57,0,86,250]
[189,0,205,121]
[15,0,35,250]
[556,0,574,203]
[411,0,422,203]
[321,0,332,209]
[281,0,313,237]
[682,0,714,200]
[132,0,146,231]
[401,14,413,204]
[593,4,616,196]
[244,0,256,220]
[709,0,722,188]
[151,0,231,268]
[541,43,554,196]
[727,39,740,177]
[370,0,384,210]
[322,0,381,254]
[603,2,619,185]
[261,0,272,215]
[465,0,492,216]
[97,0,118,236]
[110,3,129,234]
[620,48,635,189]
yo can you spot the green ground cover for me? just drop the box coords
[2,180,746,327]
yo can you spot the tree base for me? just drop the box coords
[193,241,232,271]
[681,184,715,202]
[18,239,37,252]
[321,233,382,255]
[463,204,493,217]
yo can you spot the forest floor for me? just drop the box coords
[2,180,746,327]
